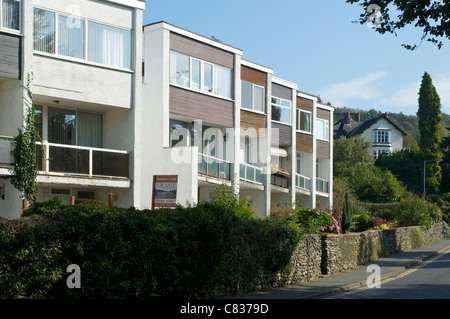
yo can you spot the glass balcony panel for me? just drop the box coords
[49,145,89,174]
[198,154,207,175]
[92,150,129,178]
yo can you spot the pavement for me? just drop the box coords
[229,238,450,299]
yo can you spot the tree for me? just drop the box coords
[334,137,374,180]
[334,137,405,203]
[346,0,450,50]
[342,187,354,233]
[417,72,442,193]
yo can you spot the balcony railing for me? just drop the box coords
[37,142,130,178]
[0,135,13,167]
[240,163,263,185]
[198,153,231,180]
[295,173,311,191]
[271,171,289,188]
[316,177,329,193]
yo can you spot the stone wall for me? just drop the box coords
[320,223,443,276]
[228,223,444,296]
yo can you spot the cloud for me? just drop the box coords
[434,74,450,114]
[378,74,450,114]
[318,71,387,107]
[379,81,420,109]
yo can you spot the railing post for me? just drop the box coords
[89,149,93,176]
[108,193,114,208]
[22,199,28,212]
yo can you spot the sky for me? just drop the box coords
[142,0,450,116]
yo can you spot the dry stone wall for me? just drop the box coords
[227,223,444,297]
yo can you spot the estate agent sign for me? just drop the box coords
[152,175,178,209]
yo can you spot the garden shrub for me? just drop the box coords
[0,198,301,299]
[395,196,443,229]
[368,217,392,230]
[354,213,370,232]
[290,207,340,234]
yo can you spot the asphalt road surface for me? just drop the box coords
[322,248,450,299]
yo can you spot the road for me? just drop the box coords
[322,248,450,299]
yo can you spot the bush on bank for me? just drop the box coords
[0,199,300,299]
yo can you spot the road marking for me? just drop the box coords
[325,247,450,299]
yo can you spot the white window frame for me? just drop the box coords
[0,0,21,33]
[169,50,233,100]
[296,109,312,134]
[374,130,390,143]
[316,118,329,141]
[33,7,132,71]
[241,80,265,113]
[271,97,291,125]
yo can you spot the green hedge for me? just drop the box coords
[0,200,300,299]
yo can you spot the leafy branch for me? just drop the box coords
[10,73,42,204]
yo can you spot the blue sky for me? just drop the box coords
[143,0,450,116]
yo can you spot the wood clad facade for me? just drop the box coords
[240,65,267,137]
[317,107,330,158]
[296,96,313,112]
[272,122,291,147]
[296,132,313,153]
[0,32,21,80]
[170,32,234,69]
[169,32,235,127]
[170,86,234,127]
[296,96,313,153]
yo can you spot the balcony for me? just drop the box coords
[198,153,231,180]
[37,142,130,178]
[295,173,311,192]
[316,177,329,193]
[240,163,263,185]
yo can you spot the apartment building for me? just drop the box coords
[142,22,334,217]
[0,0,145,219]
[1,10,332,219]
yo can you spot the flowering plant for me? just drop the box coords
[271,162,290,175]
[290,207,340,234]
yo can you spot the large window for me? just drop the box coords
[36,106,103,148]
[242,81,265,113]
[296,109,311,133]
[170,50,232,99]
[33,8,132,69]
[271,97,291,124]
[1,0,20,31]
[316,119,329,141]
[374,130,390,143]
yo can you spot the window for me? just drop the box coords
[214,65,232,99]
[1,0,20,31]
[374,130,390,143]
[170,51,190,87]
[58,15,84,59]
[316,119,329,140]
[87,21,131,69]
[271,97,291,124]
[33,8,132,69]
[36,106,103,148]
[191,59,201,90]
[373,149,390,159]
[34,8,55,53]
[296,109,311,133]
[241,81,265,112]
[169,50,232,99]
